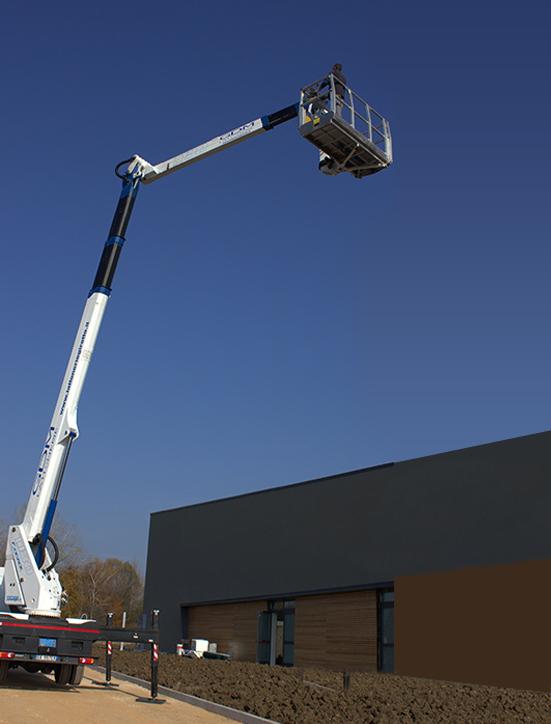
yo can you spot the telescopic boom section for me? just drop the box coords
[24,176,140,551]
[3,100,299,616]
[24,101,299,553]
[133,103,298,184]
[25,101,299,550]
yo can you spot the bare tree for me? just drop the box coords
[0,506,84,569]
[51,516,84,570]
[62,558,143,624]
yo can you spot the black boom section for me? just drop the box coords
[91,242,123,292]
[262,103,299,130]
[108,179,139,239]
[90,176,140,295]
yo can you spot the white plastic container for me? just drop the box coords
[191,638,209,653]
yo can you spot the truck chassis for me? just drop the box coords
[0,611,159,686]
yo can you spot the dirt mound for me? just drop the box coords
[103,650,550,723]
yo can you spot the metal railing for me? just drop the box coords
[299,74,393,163]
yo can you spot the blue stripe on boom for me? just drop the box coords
[34,499,58,565]
[106,235,125,247]
[88,286,111,297]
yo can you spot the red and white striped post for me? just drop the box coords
[105,613,115,686]
[94,612,119,687]
[149,610,160,700]
[137,609,165,704]
[150,641,159,699]
[106,640,113,683]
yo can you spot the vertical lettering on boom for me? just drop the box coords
[32,426,56,496]
[59,322,89,417]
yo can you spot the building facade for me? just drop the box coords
[144,431,551,690]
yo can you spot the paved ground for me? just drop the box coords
[0,666,231,723]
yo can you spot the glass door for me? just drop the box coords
[282,609,294,666]
[257,600,295,666]
[257,611,273,664]
[378,588,394,672]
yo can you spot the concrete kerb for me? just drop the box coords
[90,666,279,724]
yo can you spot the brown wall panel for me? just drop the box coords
[396,559,551,691]
[187,600,263,661]
[295,590,377,671]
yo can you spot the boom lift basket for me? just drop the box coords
[299,74,393,178]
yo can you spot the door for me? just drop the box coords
[282,609,294,666]
[257,611,274,664]
[257,603,295,665]
[378,589,394,672]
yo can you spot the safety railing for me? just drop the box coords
[299,74,393,164]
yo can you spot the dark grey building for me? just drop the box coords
[144,431,551,691]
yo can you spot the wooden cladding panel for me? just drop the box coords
[187,600,262,662]
[295,590,377,671]
[233,601,261,661]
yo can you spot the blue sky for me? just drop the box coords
[1,2,550,565]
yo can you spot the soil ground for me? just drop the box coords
[0,664,231,724]
[104,649,551,723]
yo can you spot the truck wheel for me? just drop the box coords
[54,664,73,686]
[69,664,84,686]
[0,661,9,683]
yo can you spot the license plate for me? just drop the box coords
[39,638,57,648]
[33,654,58,662]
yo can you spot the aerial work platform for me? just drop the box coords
[299,74,393,179]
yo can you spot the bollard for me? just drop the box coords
[94,613,119,687]
[136,609,165,704]
[150,641,160,698]
[119,610,127,652]
[106,640,112,682]
[343,671,350,691]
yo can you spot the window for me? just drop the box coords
[377,588,394,672]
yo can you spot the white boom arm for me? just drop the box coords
[134,120,265,183]
[1,102,299,616]
[24,294,108,540]
[130,104,298,184]
[2,293,109,613]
